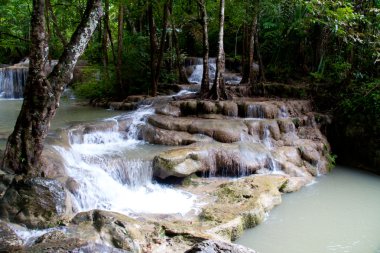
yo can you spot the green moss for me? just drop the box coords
[278,179,288,192]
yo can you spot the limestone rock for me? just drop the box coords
[0,220,23,252]
[27,239,130,253]
[0,177,72,228]
[153,147,207,178]
[185,240,256,253]
[142,123,198,146]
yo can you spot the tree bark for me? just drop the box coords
[116,2,125,96]
[148,3,158,96]
[1,0,103,175]
[154,0,171,86]
[208,0,227,100]
[172,23,188,84]
[255,24,266,82]
[249,14,258,85]
[197,0,210,96]
[102,0,110,69]
[240,23,249,84]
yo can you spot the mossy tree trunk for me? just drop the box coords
[1,0,103,175]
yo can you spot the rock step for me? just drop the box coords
[142,113,327,145]
[155,99,313,119]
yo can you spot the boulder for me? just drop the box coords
[153,143,272,179]
[0,220,23,252]
[217,101,239,117]
[188,119,247,143]
[0,177,72,228]
[153,147,207,178]
[185,240,256,253]
[141,123,199,146]
[71,210,145,253]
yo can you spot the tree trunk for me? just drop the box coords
[197,0,210,96]
[240,23,249,84]
[102,0,110,69]
[248,15,257,85]
[172,23,188,84]
[208,0,227,100]
[154,0,171,92]
[1,0,102,175]
[255,25,266,82]
[148,3,158,96]
[116,2,125,96]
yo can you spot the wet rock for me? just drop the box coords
[188,119,247,143]
[197,101,219,114]
[280,177,308,193]
[180,100,198,115]
[153,147,207,178]
[65,177,80,194]
[298,143,321,165]
[71,210,145,252]
[0,177,72,228]
[200,175,286,241]
[217,101,238,117]
[123,95,147,103]
[0,220,23,252]
[277,118,296,133]
[153,143,272,179]
[141,123,198,146]
[147,115,247,143]
[27,239,130,253]
[185,239,256,253]
[156,103,182,117]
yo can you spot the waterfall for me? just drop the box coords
[246,104,265,118]
[186,57,242,85]
[262,125,273,149]
[0,67,28,99]
[55,107,197,215]
[187,58,216,84]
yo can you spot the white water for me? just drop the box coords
[187,57,242,85]
[55,106,197,216]
[0,67,28,99]
[188,59,216,84]
[236,166,380,253]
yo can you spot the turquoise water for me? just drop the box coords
[236,166,380,253]
[0,98,120,149]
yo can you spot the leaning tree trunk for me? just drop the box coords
[208,0,227,100]
[197,0,210,96]
[1,0,103,175]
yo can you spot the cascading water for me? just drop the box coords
[187,57,243,85]
[187,58,216,84]
[55,106,197,216]
[0,66,28,99]
[246,104,265,118]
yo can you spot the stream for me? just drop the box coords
[236,166,380,253]
[1,64,380,252]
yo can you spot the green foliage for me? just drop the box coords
[326,153,337,171]
[338,80,380,123]
[73,66,116,99]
